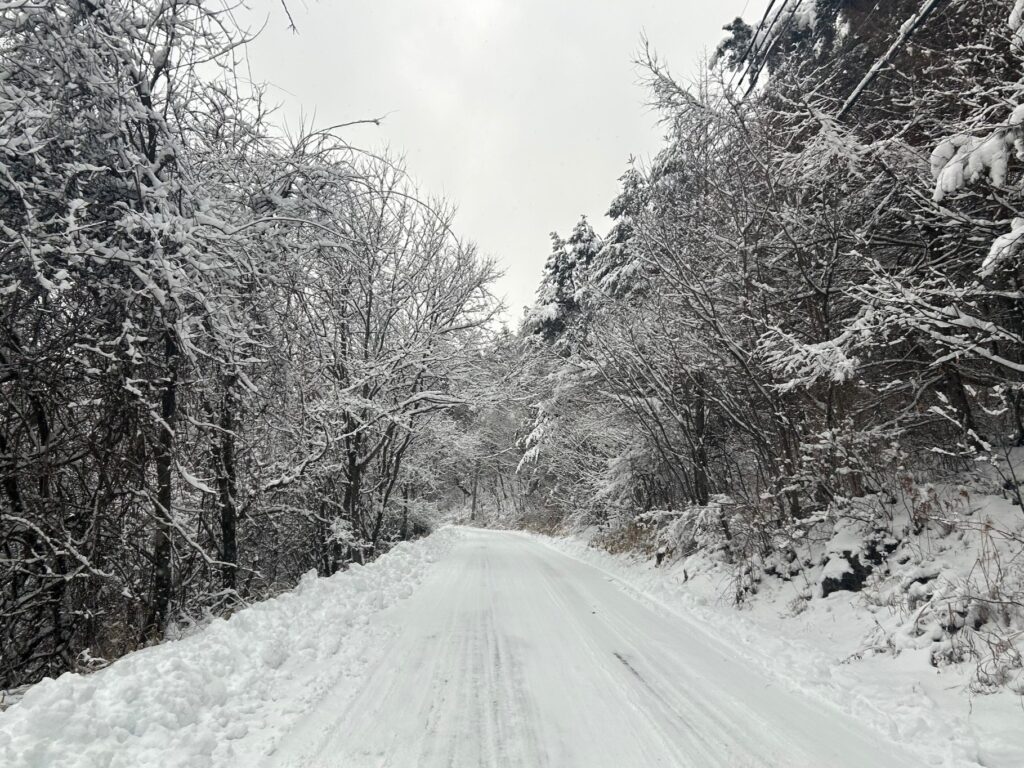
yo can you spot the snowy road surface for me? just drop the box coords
[266,529,923,768]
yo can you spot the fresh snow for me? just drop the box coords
[535,528,1024,768]
[3,526,1020,767]
[983,216,1024,276]
[265,528,922,767]
[0,529,460,768]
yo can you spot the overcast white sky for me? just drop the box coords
[239,0,760,321]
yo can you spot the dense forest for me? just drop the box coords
[493,0,1024,690]
[2,0,1023,697]
[0,0,500,688]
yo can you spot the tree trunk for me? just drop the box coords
[335,430,362,574]
[942,363,983,448]
[148,330,178,639]
[692,391,710,506]
[217,374,239,593]
[470,459,480,521]
[400,483,410,540]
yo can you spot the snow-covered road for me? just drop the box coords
[266,528,922,768]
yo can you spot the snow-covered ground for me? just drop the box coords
[266,527,923,767]
[2,525,1020,767]
[0,529,459,768]
[534,527,1024,768]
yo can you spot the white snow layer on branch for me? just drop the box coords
[532,302,560,323]
[930,131,1014,202]
[1011,0,1024,49]
[929,7,1024,276]
[931,5,1024,201]
[983,217,1024,276]
[176,463,216,494]
[753,0,817,51]
[759,329,859,392]
[792,0,817,31]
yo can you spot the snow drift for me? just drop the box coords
[0,528,460,768]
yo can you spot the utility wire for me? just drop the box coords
[837,0,946,120]
[727,0,781,91]
[744,0,802,98]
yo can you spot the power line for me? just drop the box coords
[727,0,782,91]
[837,0,946,120]
[744,0,803,98]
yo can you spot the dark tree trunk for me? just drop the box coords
[942,363,983,448]
[334,430,362,574]
[147,330,178,638]
[692,391,710,506]
[217,375,239,592]
[470,460,480,521]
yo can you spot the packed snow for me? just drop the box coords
[534,514,1024,768]
[9,525,1023,767]
[266,528,921,767]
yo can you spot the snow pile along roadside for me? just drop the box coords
[0,527,460,768]
[527,528,1024,768]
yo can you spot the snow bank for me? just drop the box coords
[527,527,1024,768]
[0,527,461,768]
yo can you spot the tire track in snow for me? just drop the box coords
[266,529,926,768]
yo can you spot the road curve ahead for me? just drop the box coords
[266,528,922,768]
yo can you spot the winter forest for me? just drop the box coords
[2,0,1024,765]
